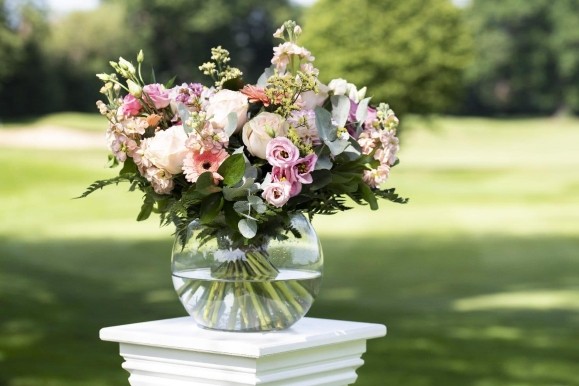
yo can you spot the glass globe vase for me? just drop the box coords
[171,213,323,332]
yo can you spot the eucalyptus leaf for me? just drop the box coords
[324,138,350,156]
[233,200,250,214]
[315,106,336,141]
[257,66,275,87]
[238,218,257,239]
[356,97,371,124]
[177,103,194,134]
[222,177,257,201]
[224,112,238,137]
[331,95,351,128]
[248,195,267,214]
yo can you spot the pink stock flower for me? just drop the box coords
[120,94,142,116]
[265,137,300,167]
[183,149,228,184]
[142,83,171,109]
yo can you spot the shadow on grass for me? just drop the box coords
[1,234,578,386]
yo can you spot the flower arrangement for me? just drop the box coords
[81,20,406,278]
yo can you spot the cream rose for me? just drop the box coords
[242,112,288,159]
[143,125,188,174]
[205,90,249,133]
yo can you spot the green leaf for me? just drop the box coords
[200,193,224,224]
[238,218,257,239]
[218,153,245,186]
[137,195,155,221]
[324,138,350,156]
[309,169,332,190]
[223,201,241,230]
[195,172,222,196]
[107,154,119,168]
[165,75,177,89]
[358,182,379,210]
[119,157,138,176]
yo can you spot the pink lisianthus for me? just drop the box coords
[265,137,300,168]
[272,166,301,197]
[142,83,171,109]
[292,153,317,184]
[261,174,292,207]
[120,94,142,116]
[182,149,228,184]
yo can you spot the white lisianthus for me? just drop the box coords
[242,112,288,159]
[143,125,188,174]
[205,90,249,132]
[328,78,366,102]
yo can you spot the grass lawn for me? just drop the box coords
[1,116,578,385]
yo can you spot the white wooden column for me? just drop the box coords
[100,317,386,386]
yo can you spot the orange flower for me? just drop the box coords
[240,85,271,106]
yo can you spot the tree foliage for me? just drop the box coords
[300,0,472,116]
[464,0,579,115]
[112,0,297,85]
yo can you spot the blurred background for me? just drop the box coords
[1,0,578,385]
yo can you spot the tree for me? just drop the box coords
[464,0,579,115]
[300,0,472,116]
[111,0,299,85]
[0,0,23,94]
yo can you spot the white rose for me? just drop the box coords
[242,112,288,159]
[143,125,188,174]
[205,90,249,133]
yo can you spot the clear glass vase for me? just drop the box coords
[171,213,323,332]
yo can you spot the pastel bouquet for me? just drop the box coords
[81,20,407,330]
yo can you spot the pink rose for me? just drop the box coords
[266,137,299,168]
[120,94,142,116]
[205,89,249,132]
[242,112,287,159]
[142,83,171,109]
[261,177,292,208]
[142,125,188,174]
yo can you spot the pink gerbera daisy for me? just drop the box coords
[183,149,228,184]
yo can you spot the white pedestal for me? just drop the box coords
[100,317,386,386]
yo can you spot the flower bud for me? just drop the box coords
[137,50,144,63]
[119,57,136,75]
[127,79,142,98]
[96,73,110,81]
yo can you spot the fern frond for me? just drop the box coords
[75,176,132,199]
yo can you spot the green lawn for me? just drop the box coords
[1,116,578,385]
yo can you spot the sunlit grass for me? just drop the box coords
[0,112,104,132]
[1,116,579,385]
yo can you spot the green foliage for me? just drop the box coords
[464,0,579,115]
[300,0,472,116]
[114,0,297,84]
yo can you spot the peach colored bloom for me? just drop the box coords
[183,149,228,184]
[240,85,271,106]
